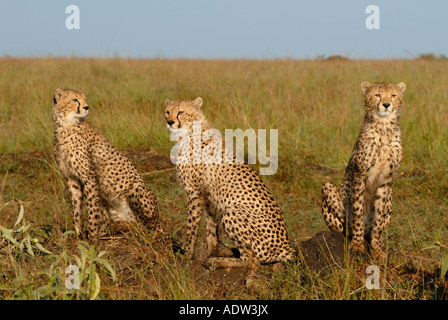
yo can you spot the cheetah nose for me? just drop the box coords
[382,103,390,109]
[167,120,175,126]
[83,106,89,111]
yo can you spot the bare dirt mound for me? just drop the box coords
[299,230,346,273]
[188,260,251,298]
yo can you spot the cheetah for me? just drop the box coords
[321,81,406,259]
[52,88,164,241]
[164,97,295,268]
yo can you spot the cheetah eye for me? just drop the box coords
[72,99,80,104]
[375,94,380,98]
[178,111,184,116]
[165,111,170,116]
[391,94,397,99]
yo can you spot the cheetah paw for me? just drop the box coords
[349,241,366,255]
[371,249,387,260]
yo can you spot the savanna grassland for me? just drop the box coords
[0,57,447,300]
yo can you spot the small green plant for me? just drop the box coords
[40,239,116,300]
[74,241,116,300]
[441,254,448,280]
[0,202,52,257]
[422,232,448,279]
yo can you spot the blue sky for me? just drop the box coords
[0,0,447,59]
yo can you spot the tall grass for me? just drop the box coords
[1,58,447,170]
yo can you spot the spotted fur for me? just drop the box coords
[164,97,295,267]
[321,81,406,259]
[52,88,164,241]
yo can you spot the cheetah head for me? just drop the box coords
[361,81,406,118]
[361,81,406,119]
[53,88,90,126]
[164,97,204,132]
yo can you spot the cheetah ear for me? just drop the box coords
[192,97,203,109]
[396,82,406,93]
[361,81,372,94]
[54,88,65,103]
[165,98,172,107]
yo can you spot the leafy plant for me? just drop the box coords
[0,202,52,257]
[422,232,448,279]
[38,239,116,300]
[441,254,448,279]
[74,241,116,300]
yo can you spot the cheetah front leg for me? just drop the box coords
[184,190,207,260]
[349,177,366,255]
[66,177,85,239]
[205,214,219,257]
[83,178,102,242]
[369,184,393,259]
[321,182,345,233]
[70,155,102,242]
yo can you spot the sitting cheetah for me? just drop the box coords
[321,81,406,259]
[164,97,295,268]
[52,88,164,241]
